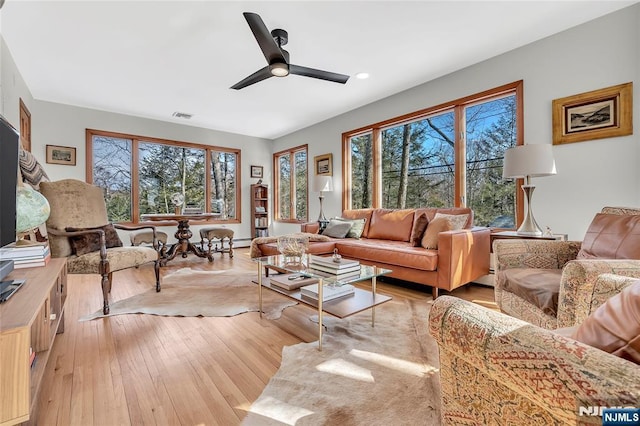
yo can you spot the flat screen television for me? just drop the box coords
[0,114,19,282]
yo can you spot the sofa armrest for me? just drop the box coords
[300,222,320,234]
[493,239,581,272]
[557,259,640,327]
[429,296,640,425]
[436,227,490,290]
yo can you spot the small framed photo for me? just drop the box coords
[552,82,633,145]
[46,144,77,166]
[314,153,333,176]
[250,165,263,178]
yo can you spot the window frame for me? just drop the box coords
[273,144,309,223]
[86,128,241,225]
[342,80,524,228]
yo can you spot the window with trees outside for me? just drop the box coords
[344,81,523,228]
[274,145,308,222]
[87,129,240,223]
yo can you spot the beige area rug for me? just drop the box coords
[242,298,441,425]
[80,268,297,321]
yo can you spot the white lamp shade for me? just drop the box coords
[313,175,334,192]
[503,144,557,179]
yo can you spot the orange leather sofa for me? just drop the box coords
[256,208,490,298]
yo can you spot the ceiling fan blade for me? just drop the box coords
[243,12,287,65]
[290,65,350,84]
[230,66,273,90]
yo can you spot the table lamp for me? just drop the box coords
[313,175,333,222]
[503,144,556,236]
[16,186,51,245]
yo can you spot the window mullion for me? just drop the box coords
[454,106,465,207]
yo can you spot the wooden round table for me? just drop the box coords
[141,213,220,264]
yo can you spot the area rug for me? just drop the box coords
[80,268,297,321]
[242,298,441,425]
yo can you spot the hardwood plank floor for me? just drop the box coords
[31,248,496,426]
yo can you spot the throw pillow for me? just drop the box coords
[433,212,469,230]
[19,147,50,190]
[66,224,123,256]
[335,217,366,238]
[577,213,640,260]
[320,219,353,239]
[421,217,453,249]
[571,280,640,365]
[410,213,429,247]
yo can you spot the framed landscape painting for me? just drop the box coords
[314,153,332,176]
[552,82,633,145]
[250,165,263,178]
[46,144,76,165]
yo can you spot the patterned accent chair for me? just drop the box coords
[493,207,640,329]
[429,289,640,425]
[40,179,161,315]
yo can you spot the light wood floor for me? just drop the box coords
[31,248,496,426]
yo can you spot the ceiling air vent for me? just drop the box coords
[172,111,193,119]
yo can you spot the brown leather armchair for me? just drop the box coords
[494,206,640,329]
[40,179,160,314]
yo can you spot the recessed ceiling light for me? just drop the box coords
[355,72,370,80]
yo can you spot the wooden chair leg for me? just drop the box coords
[154,260,161,292]
[229,238,234,258]
[432,287,439,299]
[101,274,110,315]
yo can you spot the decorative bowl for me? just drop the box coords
[277,235,309,265]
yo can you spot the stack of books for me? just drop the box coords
[269,273,318,291]
[308,255,361,281]
[300,282,355,301]
[0,242,51,269]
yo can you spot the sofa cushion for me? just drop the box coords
[414,207,473,229]
[341,209,375,238]
[421,217,453,249]
[336,239,438,271]
[499,268,563,316]
[320,219,352,238]
[577,213,640,260]
[410,213,429,247]
[66,223,123,256]
[367,209,415,241]
[571,280,640,365]
[335,217,366,239]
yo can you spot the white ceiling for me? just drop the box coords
[1,1,636,140]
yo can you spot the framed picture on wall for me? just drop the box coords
[250,165,263,178]
[552,82,633,145]
[314,153,332,176]
[46,144,76,166]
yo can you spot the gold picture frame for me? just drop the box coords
[552,82,633,145]
[314,153,333,176]
[46,144,77,166]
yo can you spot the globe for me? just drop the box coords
[16,186,51,234]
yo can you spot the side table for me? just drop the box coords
[473,231,568,287]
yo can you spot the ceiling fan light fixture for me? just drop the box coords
[269,62,289,77]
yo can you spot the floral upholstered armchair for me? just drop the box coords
[493,206,640,329]
[429,280,640,425]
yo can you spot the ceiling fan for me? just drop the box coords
[231,12,350,90]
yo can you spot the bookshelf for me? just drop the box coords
[251,184,269,238]
[0,258,67,426]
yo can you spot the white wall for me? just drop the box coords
[0,36,33,124]
[273,4,640,240]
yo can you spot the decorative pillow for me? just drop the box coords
[19,147,50,190]
[335,217,366,239]
[65,224,123,256]
[433,212,468,230]
[410,213,429,247]
[571,280,640,365]
[577,213,640,260]
[320,220,352,238]
[421,217,453,249]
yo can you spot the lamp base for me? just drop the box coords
[517,185,542,236]
[317,193,327,223]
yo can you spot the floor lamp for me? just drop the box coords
[503,144,556,236]
[313,175,333,225]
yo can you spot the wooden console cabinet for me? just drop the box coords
[0,258,67,426]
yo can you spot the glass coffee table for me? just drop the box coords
[254,255,392,350]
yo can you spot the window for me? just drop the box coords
[274,145,308,222]
[87,129,240,223]
[343,81,522,227]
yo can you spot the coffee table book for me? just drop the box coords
[309,255,359,270]
[308,262,360,275]
[269,273,318,291]
[300,283,355,301]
